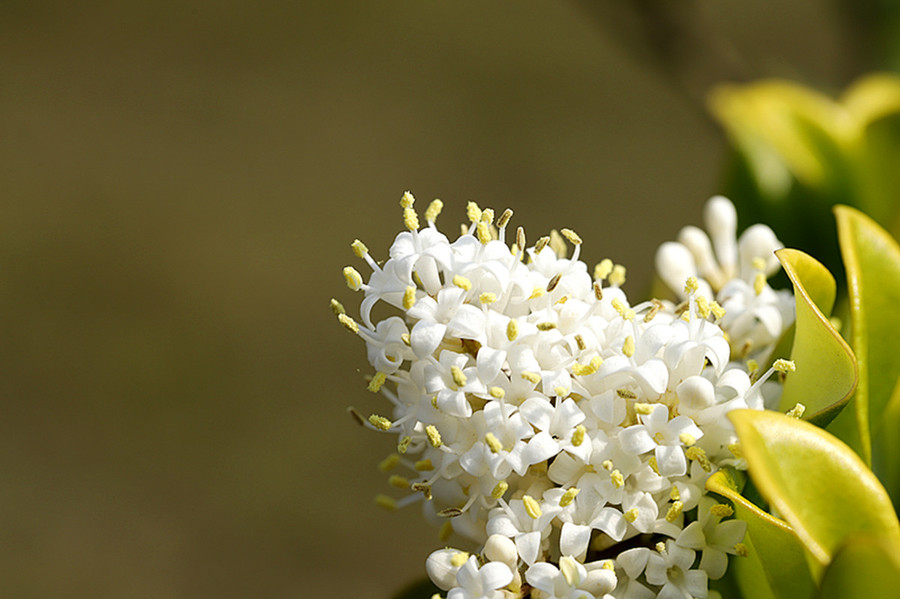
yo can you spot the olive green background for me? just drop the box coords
[0,1,849,597]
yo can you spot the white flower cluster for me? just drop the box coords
[335,193,795,599]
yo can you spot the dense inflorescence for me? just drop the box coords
[335,193,795,599]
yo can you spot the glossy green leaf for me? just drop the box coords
[707,469,814,599]
[775,249,857,426]
[832,205,900,466]
[729,409,900,574]
[815,533,900,599]
[877,375,900,509]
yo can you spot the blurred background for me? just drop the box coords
[0,1,868,597]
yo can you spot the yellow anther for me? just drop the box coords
[616,388,637,399]
[634,402,653,415]
[609,264,627,286]
[624,508,639,523]
[601,560,615,571]
[400,191,416,208]
[622,335,635,358]
[684,276,699,295]
[752,257,767,271]
[655,541,667,554]
[343,266,363,290]
[549,230,566,257]
[403,207,420,231]
[485,432,503,453]
[330,298,346,316]
[534,236,550,253]
[397,436,411,454]
[686,446,711,471]
[338,314,359,333]
[571,425,586,447]
[710,503,734,518]
[785,403,806,419]
[559,487,580,507]
[670,486,681,501]
[450,366,467,387]
[403,286,417,310]
[561,228,582,245]
[506,320,519,341]
[574,334,587,351]
[753,272,766,295]
[572,361,597,376]
[415,459,434,471]
[679,433,696,446]
[368,414,392,431]
[491,481,509,499]
[368,372,387,393]
[593,282,603,301]
[521,371,541,384]
[643,299,663,323]
[696,295,711,319]
[425,199,443,223]
[774,359,796,373]
[400,333,411,347]
[523,495,542,519]
[601,460,614,471]
[438,521,453,542]
[516,227,526,251]
[426,425,442,448]
[610,469,625,488]
[710,300,726,320]
[452,274,472,291]
[379,453,400,472]
[727,443,742,458]
[746,359,759,375]
[528,287,546,299]
[648,456,659,475]
[665,500,684,522]
[467,201,482,223]
[489,386,506,399]
[411,482,432,500]
[554,386,569,397]
[546,273,562,293]
[375,494,397,510]
[497,209,513,228]
[450,551,470,567]
[479,292,497,304]
[734,543,749,557]
[481,208,495,225]
[476,221,492,244]
[351,239,369,258]
[438,507,462,518]
[594,259,613,281]
[537,322,557,331]
[389,475,410,489]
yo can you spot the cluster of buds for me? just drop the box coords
[335,193,795,599]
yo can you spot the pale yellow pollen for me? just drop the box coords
[609,264,626,286]
[624,508,639,523]
[368,414,392,431]
[466,201,482,223]
[450,551,470,567]
[679,433,696,446]
[648,456,659,475]
[438,521,453,542]
[426,425,442,448]
[710,300,726,320]
[593,281,603,301]
[554,386,569,397]
[561,228,582,245]
[378,453,400,472]
[546,273,562,292]
[601,460,614,471]
[481,208,495,225]
[476,221,492,244]
[491,481,509,499]
[330,298,346,316]
[537,322,557,331]
[774,358,796,373]
[389,474,410,489]
[528,287,546,299]
[521,371,541,384]
[479,292,498,305]
[415,459,434,471]
[616,388,637,399]
[523,495,542,519]
[734,543,749,557]
[397,436,411,454]
[534,236,550,253]
[549,230,566,257]
[696,295,711,319]
[425,199,443,223]
[401,332,411,346]
[559,487,580,507]
[727,443,742,458]
[338,314,359,333]
[752,257,767,271]
[670,486,681,501]
[643,299,663,323]
[506,319,519,341]
[516,227,526,251]
[622,335,635,358]
[785,403,806,419]
[485,432,503,453]
[572,358,599,376]
[400,286,416,310]
[601,560,615,571]
[400,191,415,208]
[571,425,586,447]
[610,469,624,488]
[450,366,467,387]
[666,500,684,522]
[368,372,387,393]
[746,359,759,375]
[574,334,587,351]
[611,298,635,321]
[594,259,613,281]
[686,446,711,471]
[375,494,397,510]
[403,207,420,231]
[343,266,363,290]
[753,272,766,295]
[350,239,369,258]
[497,209,513,228]
[684,276,699,295]
[655,541,667,554]
[452,274,473,291]
[653,431,665,444]
[710,503,734,518]
[634,402,653,415]
[489,386,506,399]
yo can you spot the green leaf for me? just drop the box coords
[832,205,900,466]
[815,533,900,599]
[729,409,900,575]
[707,469,814,599]
[775,248,857,426]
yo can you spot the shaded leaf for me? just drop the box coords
[815,533,900,599]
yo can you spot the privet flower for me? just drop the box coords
[335,193,796,599]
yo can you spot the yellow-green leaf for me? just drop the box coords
[776,248,857,426]
[815,533,900,599]
[729,409,900,574]
[832,205,900,466]
[707,469,814,599]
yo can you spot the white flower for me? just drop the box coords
[447,555,514,599]
[526,555,616,599]
[645,541,708,599]
[676,496,748,580]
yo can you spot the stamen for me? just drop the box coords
[452,275,473,291]
[537,322,556,331]
[425,199,443,223]
[497,208,513,228]
[616,389,637,399]
[403,208,420,231]
[523,495,542,519]
[785,403,806,419]
[476,221,492,244]
[670,486,681,501]
[648,456,659,475]
[400,191,415,208]
[491,481,509,499]
[734,543,749,557]
[546,273,562,292]
[397,436,411,454]
[481,208,495,225]
[426,425,442,447]
[593,281,603,301]
[710,300,726,320]
[696,295,711,319]
[751,257,766,271]
[516,227,526,252]
[534,236,551,253]
[684,276,699,295]
[622,335,635,358]
[375,494,397,510]
[351,239,369,258]
[338,314,359,333]
[506,320,518,341]
[343,266,363,290]
[330,298,346,316]
[679,433,696,446]
[401,333,411,346]
[479,292,498,304]
[368,372,387,393]
[389,475,410,489]
[623,508,639,523]
[411,482,432,500]
[594,259,613,281]
[485,432,503,453]
[378,454,400,472]
[609,264,627,286]
[727,443,742,458]
[773,359,796,373]
[489,386,506,399]
[561,228,582,245]
[450,366,467,387]
[466,201,482,223]
[610,469,624,488]
[529,287,546,299]
[403,286,417,310]
[601,460,614,471]
[634,402,653,415]
[571,425,586,447]
[549,230,566,257]
[559,487,580,507]
[450,552,469,567]
[643,299,663,323]
[666,500,684,522]
[574,334,587,351]
[415,459,433,471]
[753,272,766,295]
[438,507,462,518]
[521,371,541,384]
[686,446,711,471]
[710,503,734,518]
[368,414,392,431]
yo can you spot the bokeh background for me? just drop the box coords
[0,1,859,597]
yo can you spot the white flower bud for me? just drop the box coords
[484,534,518,569]
[703,195,738,278]
[425,548,462,590]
